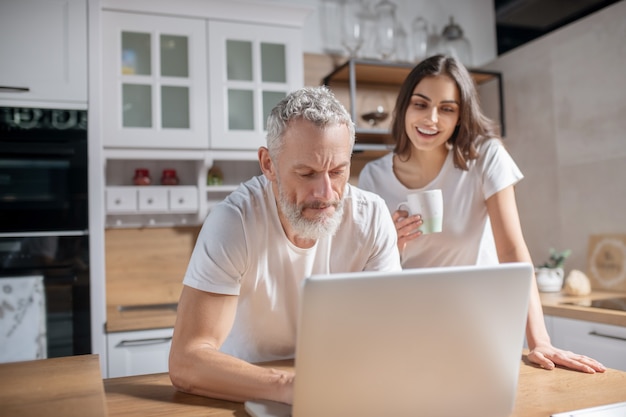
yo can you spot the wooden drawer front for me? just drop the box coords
[138,188,168,212]
[169,186,198,212]
[106,187,138,213]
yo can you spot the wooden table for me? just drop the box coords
[104,355,626,417]
[2,354,625,417]
[0,354,107,417]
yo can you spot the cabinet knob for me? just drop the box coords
[178,198,184,204]
[147,198,153,204]
[115,198,121,205]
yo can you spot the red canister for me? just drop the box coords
[161,169,179,185]
[133,168,151,185]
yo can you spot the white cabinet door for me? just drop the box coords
[106,187,138,213]
[548,315,626,371]
[169,186,198,212]
[138,188,169,212]
[107,328,173,378]
[0,0,87,106]
[208,20,303,150]
[102,12,208,149]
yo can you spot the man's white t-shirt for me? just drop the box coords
[358,139,523,268]
[183,175,401,363]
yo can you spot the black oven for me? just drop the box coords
[0,107,88,233]
[0,234,91,360]
[0,107,90,362]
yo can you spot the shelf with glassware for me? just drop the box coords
[322,58,505,152]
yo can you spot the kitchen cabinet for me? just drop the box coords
[103,150,206,228]
[0,0,87,107]
[106,327,173,378]
[102,11,209,149]
[322,58,504,152]
[546,315,626,371]
[208,20,304,150]
[99,2,310,227]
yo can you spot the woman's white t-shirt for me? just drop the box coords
[183,175,401,363]
[358,139,523,268]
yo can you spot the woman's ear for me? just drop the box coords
[258,147,276,180]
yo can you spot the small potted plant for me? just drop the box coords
[535,248,571,292]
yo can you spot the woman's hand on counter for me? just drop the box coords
[528,345,607,374]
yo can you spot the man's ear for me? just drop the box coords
[258,147,276,181]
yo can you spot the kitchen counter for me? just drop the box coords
[104,357,626,417]
[540,290,626,327]
[0,354,107,417]
[3,353,626,416]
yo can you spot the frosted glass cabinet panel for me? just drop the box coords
[122,84,152,128]
[121,32,151,75]
[209,21,304,150]
[263,91,287,130]
[103,12,208,149]
[227,40,253,81]
[228,89,254,130]
[261,43,287,83]
[160,35,189,78]
[162,86,190,129]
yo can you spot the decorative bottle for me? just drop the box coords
[439,16,472,66]
[374,0,397,60]
[411,16,429,62]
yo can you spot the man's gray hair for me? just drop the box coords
[265,86,355,158]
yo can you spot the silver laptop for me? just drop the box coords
[245,263,532,417]
[551,401,626,417]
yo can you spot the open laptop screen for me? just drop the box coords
[247,263,533,417]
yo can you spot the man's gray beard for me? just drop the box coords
[277,186,344,241]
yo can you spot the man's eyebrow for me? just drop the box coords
[293,161,351,170]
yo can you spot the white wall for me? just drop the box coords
[483,0,626,274]
[259,0,497,66]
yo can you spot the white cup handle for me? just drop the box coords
[396,202,410,213]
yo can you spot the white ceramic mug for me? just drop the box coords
[397,189,443,234]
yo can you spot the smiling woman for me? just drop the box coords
[358,54,607,375]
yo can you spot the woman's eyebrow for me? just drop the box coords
[412,93,431,101]
[412,93,459,105]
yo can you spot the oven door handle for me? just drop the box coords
[0,231,88,238]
